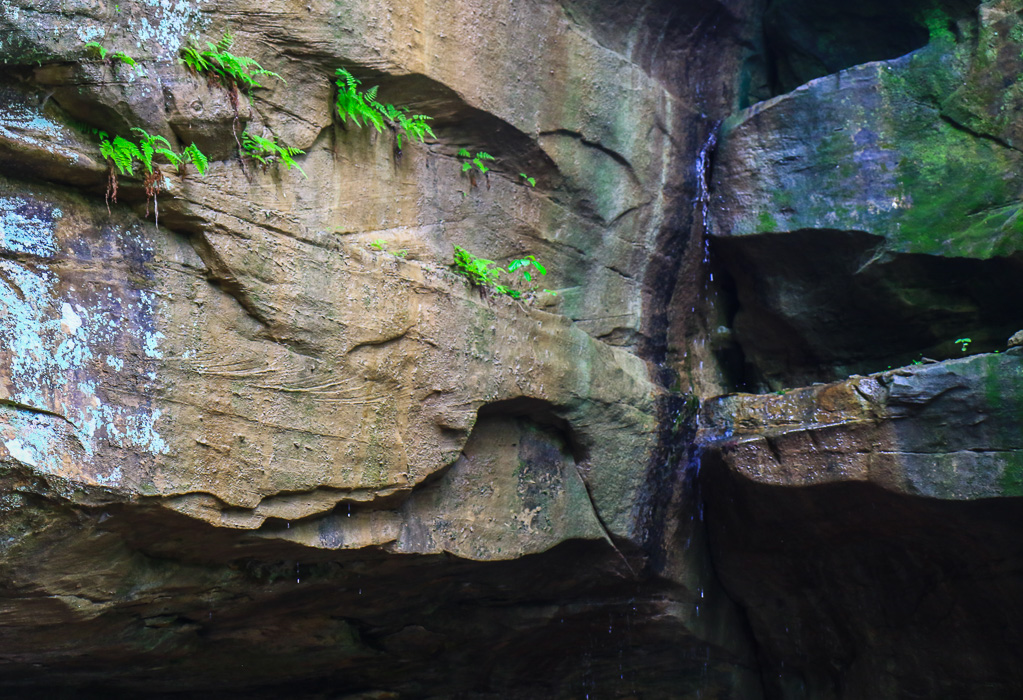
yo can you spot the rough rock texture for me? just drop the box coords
[5,0,1023,697]
[698,350,1023,698]
[0,0,764,697]
[684,2,1023,698]
[703,0,1023,389]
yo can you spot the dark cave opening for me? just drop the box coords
[707,229,1023,391]
[744,0,976,104]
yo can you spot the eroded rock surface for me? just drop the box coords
[705,1,1023,389]
[5,0,1022,696]
[0,0,762,696]
[698,351,1023,698]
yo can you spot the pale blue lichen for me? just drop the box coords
[1,196,170,489]
[0,196,60,257]
[0,103,81,164]
[127,0,209,54]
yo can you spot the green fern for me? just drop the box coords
[458,149,495,175]
[180,33,283,92]
[241,131,306,177]
[335,69,385,130]
[507,255,547,283]
[453,245,503,289]
[84,41,108,60]
[334,68,435,151]
[180,45,212,74]
[131,128,181,173]
[519,172,536,187]
[111,51,137,67]
[101,135,142,176]
[451,246,552,301]
[181,143,209,175]
[84,42,140,70]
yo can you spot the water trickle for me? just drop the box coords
[695,121,721,240]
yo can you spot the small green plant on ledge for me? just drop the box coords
[96,128,207,217]
[956,337,972,352]
[451,246,553,300]
[459,149,494,174]
[334,68,435,154]
[369,239,407,257]
[519,172,536,187]
[457,149,494,188]
[507,255,546,282]
[84,42,140,70]
[241,131,306,177]
[180,33,283,93]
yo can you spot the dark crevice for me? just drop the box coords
[709,229,1023,391]
[939,112,1023,156]
[750,0,976,102]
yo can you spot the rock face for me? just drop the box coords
[3,0,1023,697]
[690,1,1023,697]
[0,0,762,697]
[698,350,1023,698]
[706,0,1023,389]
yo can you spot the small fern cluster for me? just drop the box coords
[334,68,435,151]
[458,148,536,189]
[451,246,551,300]
[458,149,494,175]
[99,128,207,177]
[90,127,208,216]
[241,132,306,177]
[180,33,283,92]
[84,42,140,70]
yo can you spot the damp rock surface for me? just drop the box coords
[698,350,1023,698]
[0,0,760,697]
[4,0,1023,697]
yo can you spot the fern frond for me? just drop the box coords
[154,148,181,166]
[110,136,141,175]
[253,68,285,84]
[180,46,210,73]
[216,32,235,52]
[241,131,306,178]
[84,41,107,59]
[111,51,137,67]
[183,36,281,92]
[182,143,209,175]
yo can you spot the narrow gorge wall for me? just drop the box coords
[0,0,760,697]
[689,1,1023,698]
[2,0,1022,698]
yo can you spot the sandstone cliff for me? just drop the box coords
[1,0,1021,698]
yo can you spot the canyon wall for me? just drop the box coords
[0,0,1021,697]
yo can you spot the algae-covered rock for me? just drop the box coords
[704,1,1023,388]
[714,2,1023,258]
[700,350,1023,498]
